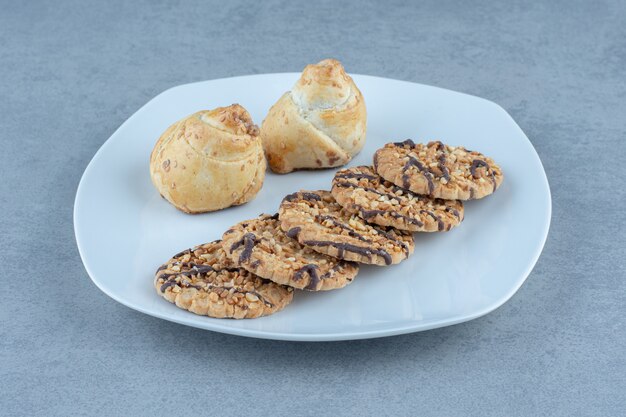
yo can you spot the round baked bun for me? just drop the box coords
[261,59,367,174]
[150,104,266,213]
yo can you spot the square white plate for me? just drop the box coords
[74,73,551,341]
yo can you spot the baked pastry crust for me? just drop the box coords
[221,214,358,291]
[154,241,293,319]
[279,190,414,266]
[150,104,266,213]
[331,166,464,232]
[374,140,504,200]
[261,59,367,173]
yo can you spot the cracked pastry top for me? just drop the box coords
[150,104,266,213]
[260,59,367,174]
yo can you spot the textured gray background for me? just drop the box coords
[1,0,625,416]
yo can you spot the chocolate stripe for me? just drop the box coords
[303,240,393,265]
[334,171,379,181]
[229,233,258,264]
[172,248,191,258]
[393,139,415,148]
[372,228,411,255]
[420,210,444,231]
[445,206,460,219]
[470,159,489,179]
[427,141,450,181]
[470,159,497,192]
[315,214,372,243]
[293,264,321,290]
[358,207,424,227]
[437,153,450,182]
[333,181,399,202]
[283,191,322,203]
[402,156,435,194]
[157,264,216,280]
[431,141,445,152]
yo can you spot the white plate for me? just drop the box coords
[74,73,551,341]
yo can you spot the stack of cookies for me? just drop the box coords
[154,140,504,319]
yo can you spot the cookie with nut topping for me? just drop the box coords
[279,190,414,266]
[331,166,464,232]
[155,241,293,319]
[374,140,503,200]
[221,214,358,291]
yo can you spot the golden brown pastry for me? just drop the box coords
[261,59,367,174]
[149,104,266,213]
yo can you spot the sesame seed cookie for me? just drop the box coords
[221,214,358,291]
[374,140,504,200]
[278,190,414,266]
[331,165,464,232]
[154,241,293,319]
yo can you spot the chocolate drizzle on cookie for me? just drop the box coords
[430,141,451,182]
[293,264,321,290]
[432,141,445,152]
[470,159,497,192]
[402,156,435,195]
[437,154,450,182]
[172,248,192,258]
[373,228,411,256]
[285,227,301,239]
[357,208,387,219]
[333,181,401,202]
[303,240,393,265]
[315,214,372,243]
[470,159,489,178]
[393,139,415,148]
[445,206,461,219]
[334,171,379,181]
[159,279,203,293]
[420,210,444,231]
[157,263,216,279]
[283,191,322,203]
[229,233,258,263]
[358,207,425,227]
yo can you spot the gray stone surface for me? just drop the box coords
[1,0,625,415]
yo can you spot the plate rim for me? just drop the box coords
[74,73,552,342]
